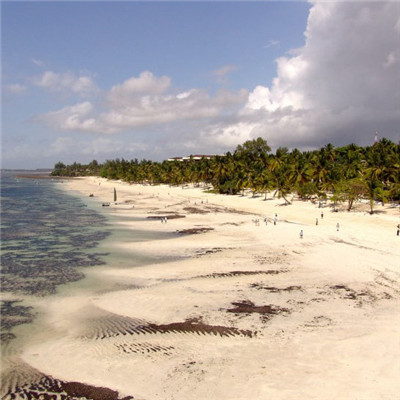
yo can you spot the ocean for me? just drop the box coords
[0,171,111,343]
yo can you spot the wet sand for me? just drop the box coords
[3,177,400,400]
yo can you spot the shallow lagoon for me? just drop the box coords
[0,173,175,340]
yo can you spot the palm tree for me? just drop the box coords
[269,147,293,204]
[362,166,386,214]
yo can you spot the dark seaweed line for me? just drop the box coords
[82,315,255,340]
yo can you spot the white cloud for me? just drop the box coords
[38,71,248,135]
[6,83,27,95]
[35,2,399,158]
[38,102,97,132]
[107,71,171,107]
[32,70,97,97]
[209,1,400,149]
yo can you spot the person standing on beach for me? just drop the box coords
[321,210,324,219]
[316,218,318,226]
[300,230,303,239]
[397,224,400,236]
[336,223,340,231]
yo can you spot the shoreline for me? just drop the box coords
[9,177,400,399]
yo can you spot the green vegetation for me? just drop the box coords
[51,138,400,213]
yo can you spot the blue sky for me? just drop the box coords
[2,1,399,169]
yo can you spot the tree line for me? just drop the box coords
[51,137,400,214]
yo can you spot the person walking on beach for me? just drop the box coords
[300,230,303,239]
[316,218,318,226]
[397,224,400,236]
[336,223,340,232]
[321,210,324,219]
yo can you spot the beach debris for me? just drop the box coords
[176,227,214,235]
[183,206,209,214]
[193,247,226,257]
[303,315,333,328]
[198,269,285,279]
[249,284,302,292]
[146,317,254,338]
[116,342,175,356]
[2,374,133,400]
[227,300,290,321]
[81,312,254,340]
[147,214,185,220]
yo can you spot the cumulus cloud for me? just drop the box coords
[38,71,248,135]
[32,70,98,97]
[207,1,400,149]
[36,2,399,157]
[107,71,171,106]
[38,102,98,131]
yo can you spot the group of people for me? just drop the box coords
[255,213,278,227]
[160,217,168,223]
[253,209,399,239]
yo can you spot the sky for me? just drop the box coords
[2,1,400,169]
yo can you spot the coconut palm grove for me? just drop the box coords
[51,138,400,214]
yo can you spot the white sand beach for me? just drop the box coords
[18,177,400,400]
